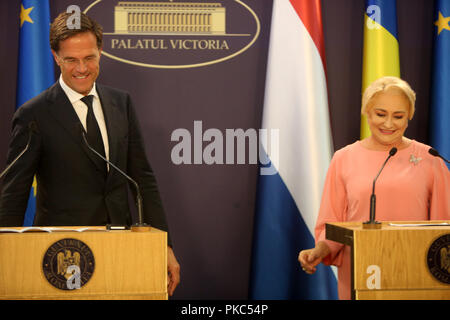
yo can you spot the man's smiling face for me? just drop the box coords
[53,31,101,96]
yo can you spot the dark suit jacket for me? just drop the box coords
[0,82,171,244]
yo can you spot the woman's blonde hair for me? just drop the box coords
[361,76,416,120]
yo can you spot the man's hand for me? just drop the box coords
[167,246,180,296]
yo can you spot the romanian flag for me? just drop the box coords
[17,0,54,226]
[361,0,400,139]
[249,0,337,299]
[430,0,450,169]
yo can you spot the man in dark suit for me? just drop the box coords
[0,12,180,296]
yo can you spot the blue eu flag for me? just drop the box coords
[430,0,450,169]
[17,0,54,225]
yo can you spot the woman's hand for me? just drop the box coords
[298,241,331,274]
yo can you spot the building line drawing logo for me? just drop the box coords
[84,0,261,69]
[112,1,231,35]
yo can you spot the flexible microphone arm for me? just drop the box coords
[0,122,37,180]
[80,127,149,231]
[428,148,450,164]
[364,147,397,229]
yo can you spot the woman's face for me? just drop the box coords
[366,87,410,148]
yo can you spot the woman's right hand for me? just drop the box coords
[298,241,331,275]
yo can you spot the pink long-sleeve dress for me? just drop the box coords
[315,140,450,300]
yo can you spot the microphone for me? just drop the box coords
[363,147,398,229]
[0,121,38,180]
[428,148,450,164]
[79,125,150,232]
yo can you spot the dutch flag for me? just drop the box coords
[250,0,338,299]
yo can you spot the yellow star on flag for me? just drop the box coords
[435,11,450,35]
[32,176,37,197]
[20,4,34,28]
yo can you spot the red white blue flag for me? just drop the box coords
[250,0,337,299]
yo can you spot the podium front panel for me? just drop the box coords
[0,228,167,300]
[353,227,450,299]
[327,222,450,300]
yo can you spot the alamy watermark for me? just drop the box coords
[171,121,279,176]
[366,5,381,30]
[66,5,81,29]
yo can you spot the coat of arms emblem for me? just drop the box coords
[57,249,81,279]
[427,234,450,284]
[43,238,95,290]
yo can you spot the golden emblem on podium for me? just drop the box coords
[43,239,95,290]
[57,250,81,279]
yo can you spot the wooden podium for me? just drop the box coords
[326,221,450,300]
[0,227,167,300]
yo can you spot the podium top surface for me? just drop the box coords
[327,220,450,231]
[0,226,166,235]
[326,220,450,246]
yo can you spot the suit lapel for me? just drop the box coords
[96,84,119,181]
[45,82,107,177]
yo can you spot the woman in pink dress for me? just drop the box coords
[298,76,450,300]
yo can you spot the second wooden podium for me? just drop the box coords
[326,221,450,300]
[0,227,167,300]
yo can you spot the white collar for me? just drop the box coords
[59,75,99,103]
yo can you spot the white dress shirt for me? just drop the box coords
[59,75,110,163]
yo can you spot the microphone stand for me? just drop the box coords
[0,123,35,180]
[363,147,397,229]
[428,148,450,164]
[81,129,151,232]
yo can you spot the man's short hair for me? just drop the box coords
[50,12,103,52]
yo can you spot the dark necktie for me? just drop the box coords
[81,95,107,177]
